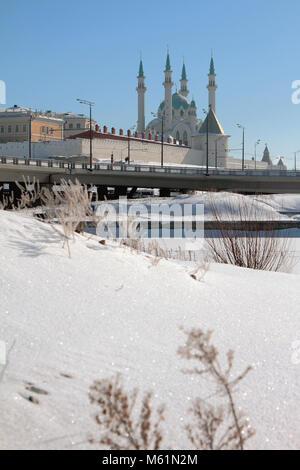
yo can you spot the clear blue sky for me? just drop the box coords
[1,0,300,167]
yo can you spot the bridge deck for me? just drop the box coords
[0,157,300,193]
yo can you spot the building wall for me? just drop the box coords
[0,118,29,143]
[227,157,269,170]
[0,137,272,170]
[0,116,63,143]
[31,120,63,142]
[0,139,83,158]
[63,118,96,138]
[0,136,191,164]
[191,134,229,168]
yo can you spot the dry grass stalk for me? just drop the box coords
[120,238,198,263]
[206,194,293,272]
[89,375,165,450]
[15,176,42,210]
[178,328,255,450]
[40,179,101,257]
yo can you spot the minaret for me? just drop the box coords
[163,51,173,131]
[207,54,217,113]
[180,60,189,97]
[136,58,146,134]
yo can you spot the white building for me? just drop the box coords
[144,53,203,146]
[139,53,230,167]
[51,112,96,138]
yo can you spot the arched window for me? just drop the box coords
[176,131,180,142]
[180,110,184,117]
[183,131,188,144]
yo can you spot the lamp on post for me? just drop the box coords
[151,112,164,167]
[254,139,261,170]
[237,124,245,171]
[77,98,95,170]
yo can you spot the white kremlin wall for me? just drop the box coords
[0,136,203,166]
[0,136,268,169]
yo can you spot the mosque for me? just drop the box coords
[135,52,287,170]
[137,52,229,168]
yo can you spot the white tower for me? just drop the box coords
[136,59,146,134]
[163,51,173,131]
[207,55,217,113]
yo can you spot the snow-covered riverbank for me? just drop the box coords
[0,209,300,449]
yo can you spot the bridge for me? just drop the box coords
[1,156,300,196]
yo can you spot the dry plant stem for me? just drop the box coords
[89,375,165,450]
[40,179,102,258]
[178,328,254,450]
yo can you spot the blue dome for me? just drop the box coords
[159,92,191,111]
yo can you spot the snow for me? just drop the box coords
[125,192,291,221]
[0,210,300,450]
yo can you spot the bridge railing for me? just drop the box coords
[0,156,299,178]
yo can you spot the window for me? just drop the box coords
[42,126,45,133]
[46,127,49,134]
[50,128,53,135]
[176,131,180,142]
[183,131,188,144]
[15,125,19,133]
[0,126,4,134]
[23,124,26,133]
[180,110,184,117]
[76,123,81,129]
[8,125,12,133]
[69,123,73,129]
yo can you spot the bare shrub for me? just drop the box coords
[206,194,293,271]
[40,179,101,257]
[15,176,42,210]
[89,375,165,450]
[178,328,255,450]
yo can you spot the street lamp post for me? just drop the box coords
[202,108,209,175]
[77,98,94,170]
[151,112,164,167]
[254,139,261,170]
[127,126,136,164]
[28,113,32,159]
[237,124,245,171]
[294,151,300,171]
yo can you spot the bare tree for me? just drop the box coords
[89,375,165,450]
[178,328,255,450]
[206,194,293,272]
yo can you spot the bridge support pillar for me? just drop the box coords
[114,186,128,198]
[0,182,23,209]
[96,185,108,200]
[159,188,171,197]
[128,187,137,198]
